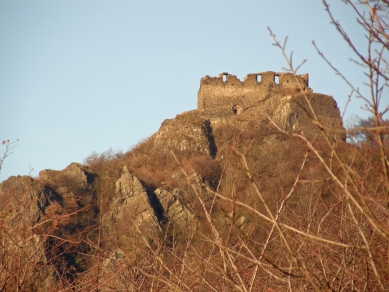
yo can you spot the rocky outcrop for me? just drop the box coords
[207,91,344,139]
[103,167,161,237]
[102,167,162,265]
[153,110,217,157]
[154,187,195,229]
[39,162,95,187]
[0,163,99,290]
[271,93,344,138]
[102,167,197,257]
[0,176,57,291]
[0,176,48,224]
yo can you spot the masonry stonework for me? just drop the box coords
[198,71,311,118]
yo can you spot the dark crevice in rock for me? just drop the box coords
[144,186,166,225]
[203,119,217,158]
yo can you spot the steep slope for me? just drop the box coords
[1,71,361,291]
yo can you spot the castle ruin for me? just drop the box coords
[154,71,344,157]
[198,71,311,118]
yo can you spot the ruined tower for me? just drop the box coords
[198,71,311,118]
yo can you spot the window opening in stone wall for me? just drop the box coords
[232,104,242,115]
[275,75,280,84]
[222,75,227,82]
[256,75,262,82]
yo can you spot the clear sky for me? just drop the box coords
[0,0,380,181]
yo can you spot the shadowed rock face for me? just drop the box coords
[154,187,195,228]
[0,163,99,290]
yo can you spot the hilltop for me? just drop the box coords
[1,71,387,291]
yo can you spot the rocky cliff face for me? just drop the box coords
[98,168,195,291]
[0,163,100,290]
[102,167,161,245]
[102,166,194,249]
[153,110,217,157]
[0,176,57,291]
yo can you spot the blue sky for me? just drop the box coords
[0,0,379,181]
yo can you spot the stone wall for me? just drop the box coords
[198,71,311,118]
